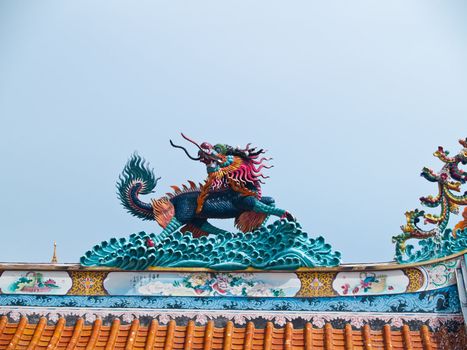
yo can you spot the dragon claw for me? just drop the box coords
[281,211,296,222]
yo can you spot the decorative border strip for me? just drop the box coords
[0,285,460,313]
[0,306,463,329]
[0,257,460,298]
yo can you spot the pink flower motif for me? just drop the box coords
[10,311,20,321]
[360,281,371,289]
[310,277,323,289]
[312,318,325,328]
[159,314,171,324]
[84,313,96,323]
[349,317,364,328]
[212,282,226,294]
[234,314,246,325]
[196,314,208,325]
[275,316,286,326]
[122,314,133,323]
[49,313,59,322]
[81,277,94,290]
[211,277,229,295]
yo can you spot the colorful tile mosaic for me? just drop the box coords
[405,268,425,292]
[67,271,108,296]
[296,272,336,297]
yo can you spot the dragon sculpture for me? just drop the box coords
[119,134,294,238]
[393,138,467,263]
[80,134,341,270]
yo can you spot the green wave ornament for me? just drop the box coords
[80,219,341,270]
[395,227,467,264]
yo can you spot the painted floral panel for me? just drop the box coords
[418,260,458,290]
[332,270,409,296]
[104,272,301,297]
[0,271,72,295]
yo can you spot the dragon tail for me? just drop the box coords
[117,153,160,221]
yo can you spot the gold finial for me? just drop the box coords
[51,241,58,263]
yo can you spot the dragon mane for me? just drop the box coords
[208,143,272,198]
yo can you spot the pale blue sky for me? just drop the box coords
[0,1,466,263]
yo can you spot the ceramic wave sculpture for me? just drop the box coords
[394,228,467,264]
[80,219,341,270]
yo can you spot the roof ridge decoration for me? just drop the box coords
[81,134,341,270]
[393,138,467,263]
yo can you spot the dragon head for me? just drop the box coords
[170,133,272,195]
[170,133,266,172]
[197,142,227,167]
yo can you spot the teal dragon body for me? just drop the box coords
[117,134,294,238]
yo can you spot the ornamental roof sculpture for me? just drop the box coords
[81,134,341,270]
[80,135,467,270]
[393,138,467,263]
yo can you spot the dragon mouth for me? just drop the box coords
[198,151,212,165]
[198,147,222,165]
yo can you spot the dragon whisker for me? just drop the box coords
[170,140,201,161]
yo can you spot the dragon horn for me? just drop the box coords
[181,133,204,152]
[169,140,201,160]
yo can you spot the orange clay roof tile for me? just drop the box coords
[0,317,465,350]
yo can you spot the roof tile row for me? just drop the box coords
[0,316,464,350]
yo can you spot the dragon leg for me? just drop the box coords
[200,221,230,235]
[156,218,183,241]
[253,200,285,216]
[239,196,293,220]
[180,219,228,237]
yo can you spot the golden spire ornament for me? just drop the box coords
[51,241,58,263]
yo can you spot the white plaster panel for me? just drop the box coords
[332,270,409,296]
[0,271,72,295]
[104,271,301,297]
